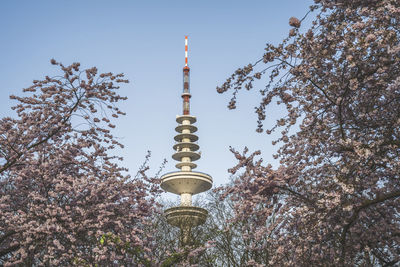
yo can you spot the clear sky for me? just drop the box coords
[0,0,314,200]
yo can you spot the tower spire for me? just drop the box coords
[185,36,188,67]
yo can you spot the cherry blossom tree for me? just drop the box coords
[0,60,160,266]
[217,0,400,266]
[201,185,273,266]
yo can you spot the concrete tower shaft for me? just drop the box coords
[160,36,213,247]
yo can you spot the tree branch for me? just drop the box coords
[339,190,400,265]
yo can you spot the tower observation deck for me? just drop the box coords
[160,36,213,246]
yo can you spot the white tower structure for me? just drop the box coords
[160,36,213,246]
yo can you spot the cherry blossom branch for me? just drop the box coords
[340,190,400,264]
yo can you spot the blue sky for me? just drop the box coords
[0,0,314,199]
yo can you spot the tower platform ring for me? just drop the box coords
[175,124,198,133]
[172,151,200,161]
[174,133,198,142]
[160,171,212,195]
[165,206,208,227]
[176,115,196,124]
[173,142,199,152]
[181,92,191,98]
[175,162,197,169]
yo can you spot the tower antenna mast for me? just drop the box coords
[182,36,191,115]
[185,36,188,67]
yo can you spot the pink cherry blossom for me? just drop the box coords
[217,0,400,265]
[0,60,161,265]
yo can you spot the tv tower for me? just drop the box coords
[160,36,213,246]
